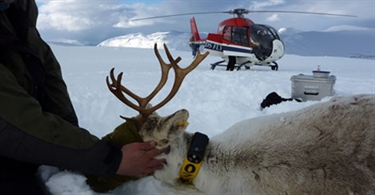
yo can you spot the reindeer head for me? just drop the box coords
[139,109,189,148]
[106,43,208,133]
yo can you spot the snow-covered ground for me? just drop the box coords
[39,44,374,194]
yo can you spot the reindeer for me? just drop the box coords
[106,44,375,194]
[85,43,209,192]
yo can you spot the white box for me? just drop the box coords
[291,73,336,101]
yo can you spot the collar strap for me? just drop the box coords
[179,132,209,184]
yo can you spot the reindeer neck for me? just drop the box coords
[174,132,210,184]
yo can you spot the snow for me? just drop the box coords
[38,44,374,194]
[97,31,192,52]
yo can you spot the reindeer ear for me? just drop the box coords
[147,103,161,117]
[139,115,160,138]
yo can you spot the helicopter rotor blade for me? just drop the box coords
[131,8,356,21]
[248,10,357,17]
[131,11,226,21]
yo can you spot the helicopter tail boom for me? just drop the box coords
[190,17,201,41]
[189,17,206,56]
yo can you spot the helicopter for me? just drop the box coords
[132,8,356,71]
[190,9,284,71]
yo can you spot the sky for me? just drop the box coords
[35,0,375,45]
[37,43,375,194]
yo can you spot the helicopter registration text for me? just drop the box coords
[204,42,223,52]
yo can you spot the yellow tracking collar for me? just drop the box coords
[179,132,209,184]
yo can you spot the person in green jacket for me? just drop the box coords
[0,1,167,194]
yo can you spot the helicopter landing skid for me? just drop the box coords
[251,61,278,71]
[210,60,226,70]
[210,60,278,71]
[269,62,278,71]
[210,60,251,70]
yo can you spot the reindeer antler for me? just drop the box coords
[106,43,209,125]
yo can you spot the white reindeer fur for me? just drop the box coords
[140,94,375,194]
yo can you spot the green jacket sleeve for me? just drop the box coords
[0,65,121,176]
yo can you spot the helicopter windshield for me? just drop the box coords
[250,25,279,44]
[262,25,280,39]
[250,24,279,60]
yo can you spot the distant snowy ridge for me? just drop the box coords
[278,27,303,35]
[323,25,372,32]
[97,31,192,51]
[48,39,86,46]
[97,26,375,58]
[279,26,375,58]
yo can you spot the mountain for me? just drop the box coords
[97,31,192,51]
[47,39,86,46]
[97,26,375,59]
[279,26,375,58]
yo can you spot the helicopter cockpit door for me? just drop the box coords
[250,24,280,61]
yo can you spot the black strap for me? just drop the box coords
[260,92,302,109]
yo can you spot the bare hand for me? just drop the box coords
[116,141,168,177]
